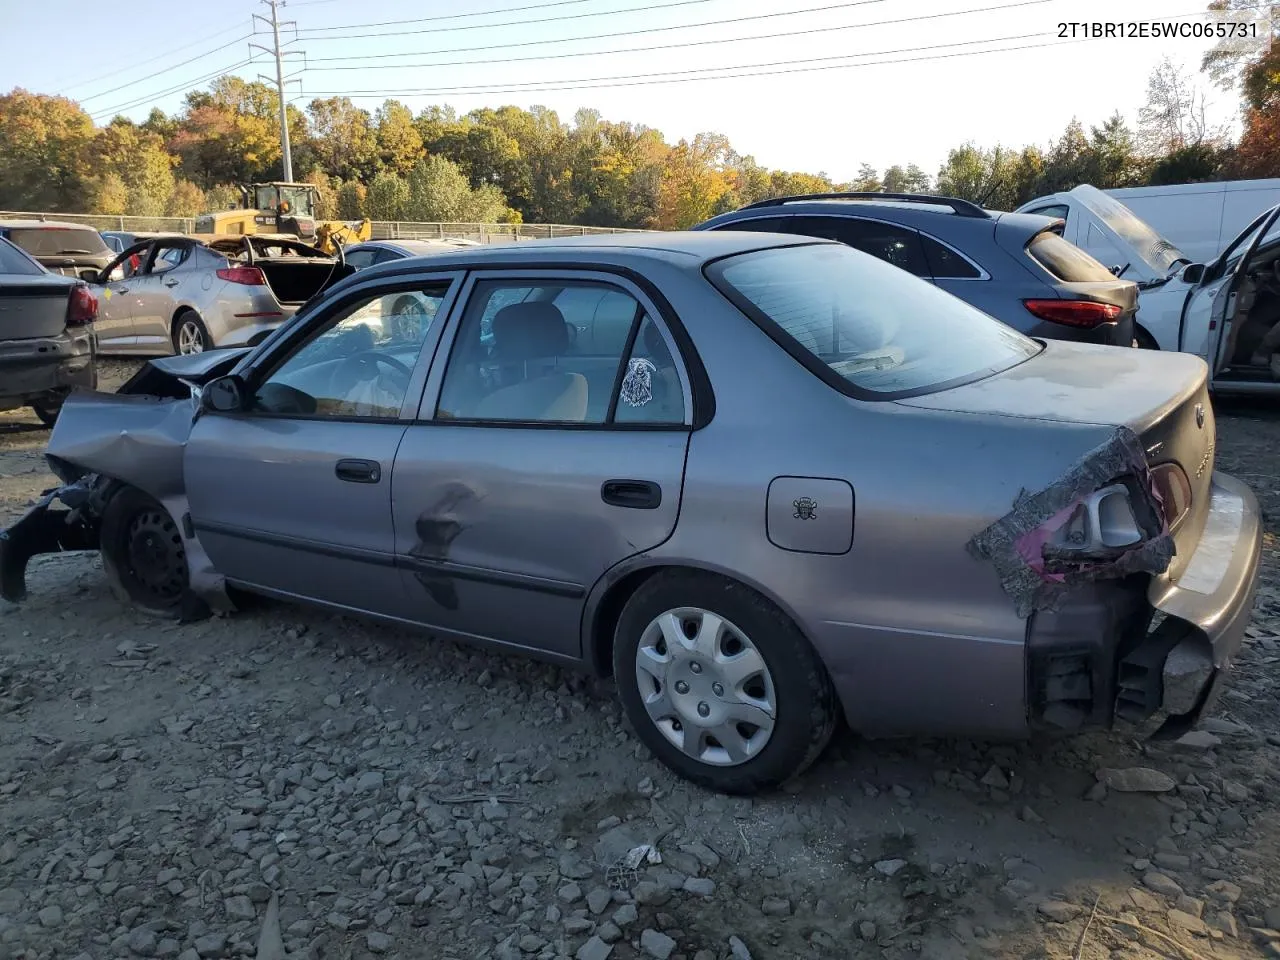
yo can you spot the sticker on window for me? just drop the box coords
[619,357,656,407]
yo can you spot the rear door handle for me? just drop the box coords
[335,458,381,484]
[601,479,662,510]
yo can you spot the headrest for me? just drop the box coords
[491,302,570,361]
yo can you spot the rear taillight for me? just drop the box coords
[216,266,267,286]
[1023,299,1123,328]
[66,284,98,326]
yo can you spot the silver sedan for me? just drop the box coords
[2,232,1262,795]
[94,236,339,355]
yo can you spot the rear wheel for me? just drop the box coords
[172,311,211,355]
[99,487,189,618]
[612,571,838,795]
[1134,326,1159,350]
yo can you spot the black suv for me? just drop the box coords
[694,193,1138,346]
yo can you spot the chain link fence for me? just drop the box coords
[0,211,652,243]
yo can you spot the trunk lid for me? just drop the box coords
[897,339,1214,580]
[0,274,73,340]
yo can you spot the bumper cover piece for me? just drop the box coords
[0,479,100,602]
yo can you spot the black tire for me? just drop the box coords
[99,486,190,619]
[612,570,838,795]
[172,311,212,355]
[30,395,64,427]
[1134,326,1159,350]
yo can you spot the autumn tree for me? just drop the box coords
[374,100,424,176]
[0,89,95,209]
[307,97,378,182]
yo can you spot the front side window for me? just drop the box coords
[437,278,681,425]
[251,284,449,418]
[342,248,378,270]
[148,243,189,274]
[708,243,1039,398]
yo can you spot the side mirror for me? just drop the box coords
[1109,264,1123,276]
[79,269,99,282]
[203,375,247,413]
[1180,263,1206,285]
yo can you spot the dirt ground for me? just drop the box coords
[1,360,1279,960]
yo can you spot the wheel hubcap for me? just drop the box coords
[178,322,204,354]
[125,510,187,602]
[634,607,777,767]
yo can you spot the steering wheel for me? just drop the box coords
[332,350,414,400]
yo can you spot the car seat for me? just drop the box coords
[473,302,588,421]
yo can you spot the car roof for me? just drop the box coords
[0,219,103,231]
[699,199,1003,227]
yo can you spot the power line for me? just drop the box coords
[252,0,304,181]
[89,59,256,121]
[293,0,727,41]
[306,0,1055,72]
[58,23,247,94]
[299,0,625,31]
[306,31,1069,98]
[76,35,253,104]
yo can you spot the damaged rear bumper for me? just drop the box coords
[1027,472,1261,735]
[0,478,102,602]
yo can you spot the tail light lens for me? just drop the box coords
[66,283,98,326]
[217,266,267,286]
[1023,299,1123,328]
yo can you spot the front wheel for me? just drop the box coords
[612,571,838,795]
[30,395,65,427]
[99,486,190,619]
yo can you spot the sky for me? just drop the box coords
[0,0,1253,182]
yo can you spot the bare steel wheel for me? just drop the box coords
[614,570,838,794]
[99,486,190,618]
[635,608,777,766]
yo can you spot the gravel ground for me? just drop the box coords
[1,360,1279,960]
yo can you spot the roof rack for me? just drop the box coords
[739,192,991,219]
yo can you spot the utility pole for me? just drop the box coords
[252,0,304,182]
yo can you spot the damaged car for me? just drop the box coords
[0,232,1261,795]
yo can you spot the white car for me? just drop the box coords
[1016,185,1280,393]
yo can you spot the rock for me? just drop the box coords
[874,858,907,877]
[1209,911,1238,937]
[224,895,255,920]
[576,936,613,960]
[127,928,159,956]
[980,765,1010,789]
[1207,880,1241,903]
[356,771,384,792]
[519,934,545,952]
[1176,895,1205,918]
[1265,906,1280,930]
[1143,872,1184,898]
[859,921,878,941]
[366,932,393,954]
[193,934,227,957]
[1038,900,1083,923]
[586,887,613,915]
[1223,780,1249,802]
[683,877,715,897]
[640,929,676,960]
[1019,806,1044,824]
[1095,767,1176,792]
[37,904,64,928]
[1167,909,1207,935]
[558,882,584,904]
[761,896,792,917]
[1129,887,1162,912]
[612,904,638,927]
[728,936,753,960]
[1173,731,1221,750]
[633,882,670,907]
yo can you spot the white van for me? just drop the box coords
[1017,185,1280,394]
[1017,179,1280,267]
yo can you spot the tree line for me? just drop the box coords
[1,2,1275,229]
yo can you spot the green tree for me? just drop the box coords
[850,163,882,192]
[374,99,424,176]
[365,171,409,220]
[88,172,129,216]
[403,155,513,222]
[302,168,337,219]
[166,180,206,217]
[307,97,378,182]
[336,180,367,220]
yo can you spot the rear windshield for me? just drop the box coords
[1026,230,1117,282]
[0,238,45,275]
[708,243,1039,399]
[6,227,109,257]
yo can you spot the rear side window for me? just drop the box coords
[1027,204,1069,220]
[715,217,792,233]
[1026,231,1117,282]
[6,227,109,257]
[708,243,1038,399]
[0,238,44,275]
[788,216,930,276]
[919,234,982,279]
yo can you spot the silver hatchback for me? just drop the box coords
[1,232,1261,795]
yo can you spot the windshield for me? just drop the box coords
[6,226,108,258]
[0,237,46,275]
[255,184,315,218]
[1069,184,1187,275]
[708,243,1040,399]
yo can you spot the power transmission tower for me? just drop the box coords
[252,0,304,182]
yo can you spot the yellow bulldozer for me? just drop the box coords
[194,182,371,255]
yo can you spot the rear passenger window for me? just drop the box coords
[787,217,930,276]
[919,235,982,279]
[614,316,685,424]
[1027,231,1117,282]
[437,279,654,425]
